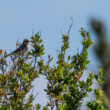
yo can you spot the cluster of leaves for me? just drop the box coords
[39,28,104,110]
[0,28,104,110]
[87,69,104,110]
[0,33,44,110]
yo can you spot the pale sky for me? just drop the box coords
[0,0,110,109]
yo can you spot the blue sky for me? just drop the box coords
[0,0,110,108]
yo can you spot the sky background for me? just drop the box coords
[0,0,110,109]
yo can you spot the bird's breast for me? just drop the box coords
[26,43,29,51]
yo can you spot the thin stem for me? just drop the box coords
[34,54,37,69]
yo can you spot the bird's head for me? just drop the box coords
[23,39,30,45]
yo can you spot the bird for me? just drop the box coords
[5,39,30,57]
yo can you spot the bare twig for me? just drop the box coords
[34,54,37,69]
[67,17,73,36]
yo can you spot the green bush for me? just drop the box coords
[0,28,104,110]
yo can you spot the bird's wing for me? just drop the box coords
[11,45,23,54]
[4,46,22,57]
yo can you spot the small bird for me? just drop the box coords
[5,39,30,57]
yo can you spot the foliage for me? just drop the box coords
[87,69,104,110]
[0,27,104,110]
[90,19,110,109]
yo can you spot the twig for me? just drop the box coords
[67,17,73,36]
[34,54,37,69]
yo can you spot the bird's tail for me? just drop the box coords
[4,53,11,58]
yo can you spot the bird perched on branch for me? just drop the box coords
[5,39,30,57]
